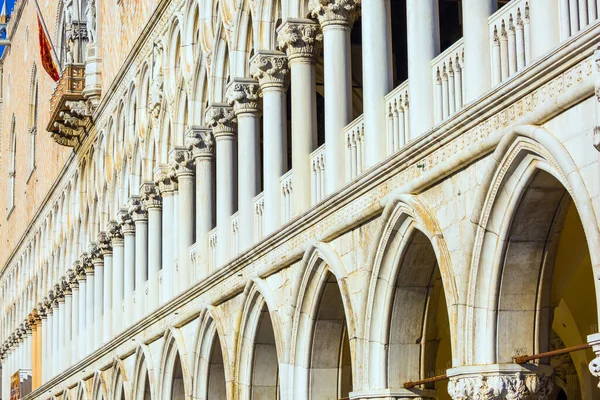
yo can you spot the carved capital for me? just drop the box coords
[169,146,195,177]
[309,0,360,28]
[205,104,236,137]
[153,164,178,194]
[74,260,87,281]
[447,365,554,400]
[186,126,215,160]
[98,231,113,255]
[90,241,103,263]
[277,19,323,62]
[107,220,124,243]
[140,182,162,209]
[226,78,261,115]
[128,195,148,222]
[118,208,136,234]
[250,51,289,90]
[67,267,79,289]
[60,275,72,295]
[36,301,47,318]
[81,252,94,275]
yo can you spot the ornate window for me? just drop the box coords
[28,64,38,176]
[7,114,16,216]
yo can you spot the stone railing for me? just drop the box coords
[310,144,326,205]
[432,38,465,124]
[280,170,293,224]
[158,270,163,304]
[561,0,599,40]
[489,0,531,86]
[384,80,410,156]
[208,228,217,272]
[344,115,365,182]
[231,212,239,257]
[253,192,264,242]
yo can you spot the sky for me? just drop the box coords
[0,0,17,56]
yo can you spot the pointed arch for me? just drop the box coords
[157,328,191,400]
[132,344,155,400]
[91,371,108,400]
[110,358,129,400]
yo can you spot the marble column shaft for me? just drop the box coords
[141,183,162,311]
[98,232,113,343]
[129,197,148,319]
[155,165,177,303]
[120,209,135,324]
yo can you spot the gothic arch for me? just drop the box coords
[131,344,155,400]
[91,371,108,400]
[252,0,281,51]
[468,126,600,366]
[125,83,138,157]
[75,380,88,400]
[288,242,356,399]
[208,27,230,103]
[165,14,185,105]
[110,358,129,400]
[228,0,253,77]
[189,55,208,125]
[157,328,191,400]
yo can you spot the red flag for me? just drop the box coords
[37,15,59,82]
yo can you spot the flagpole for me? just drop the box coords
[32,0,60,67]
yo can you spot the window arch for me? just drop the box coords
[28,64,38,175]
[7,114,16,216]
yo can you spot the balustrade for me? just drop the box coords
[560,0,599,39]
[253,193,265,242]
[384,81,410,156]
[280,171,293,224]
[344,116,365,182]
[231,212,239,257]
[310,145,326,205]
[208,228,217,272]
[489,0,531,86]
[432,39,465,124]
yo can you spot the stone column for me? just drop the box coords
[55,282,65,373]
[447,364,555,400]
[250,51,289,233]
[108,221,124,335]
[310,0,359,192]
[529,0,560,59]
[278,20,322,216]
[227,78,261,251]
[119,209,136,324]
[75,261,87,359]
[170,147,195,290]
[98,232,112,343]
[67,269,79,363]
[462,0,496,103]
[187,127,215,278]
[90,242,104,349]
[406,0,439,137]
[141,183,162,311]
[81,252,94,356]
[129,196,148,319]
[206,104,236,267]
[60,276,72,371]
[50,292,59,377]
[362,0,393,165]
[154,165,177,303]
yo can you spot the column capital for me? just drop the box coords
[447,364,554,400]
[43,295,53,313]
[277,19,323,62]
[186,126,215,160]
[53,282,65,303]
[153,164,178,193]
[226,78,261,115]
[206,104,236,138]
[309,0,360,28]
[37,300,48,319]
[169,146,195,177]
[81,252,94,275]
[250,51,289,90]
[118,208,136,234]
[128,195,148,223]
[60,275,72,296]
[90,241,104,264]
[98,231,113,255]
[107,220,124,245]
[140,182,162,210]
[67,267,79,289]
[74,260,86,282]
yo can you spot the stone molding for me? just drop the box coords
[309,0,360,28]
[277,19,323,62]
[205,104,236,138]
[250,51,289,90]
[186,126,215,160]
[226,78,261,115]
[447,364,554,400]
[169,146,195,177]
[128,195,148,223]
[140,182,162,210]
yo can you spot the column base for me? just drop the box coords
[447,364,554,400]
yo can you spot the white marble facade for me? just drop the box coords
[4,0,600,399]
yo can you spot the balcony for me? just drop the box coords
[47,64,91,147]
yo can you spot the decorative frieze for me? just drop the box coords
[250,51,289,90]
[205,104,236,137]
[226,78,261,115]
[277,19,323,62]
[309,0,360,28]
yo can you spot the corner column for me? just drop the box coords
[406,0,439,137]
[278,19,322,215]
[227,79,261,251]
[129,196,148,319]
[98,232,112,343]
[206,104,237,267]
[141,183,162,311]
[310,0,359,192]
[108,221,124,335]
[119,209,136,325]
[170,147,195,290]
